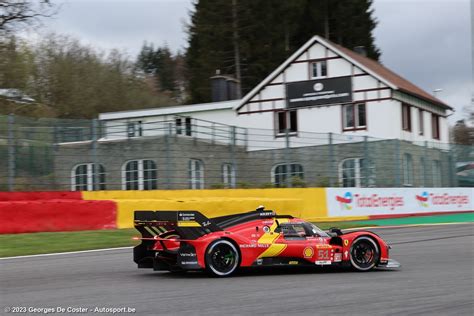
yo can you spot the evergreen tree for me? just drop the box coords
[186,0,381,103]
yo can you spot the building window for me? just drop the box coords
[418,109,424,135]
[176,118,182,135]
[339,158,375,187]
[275,110,298,135]
[311,61,327,78]
[402,153,413,186]
[189,159,204,189]
[123,159,157,190]
[185,117,192,136]
[72,163,106,191]
[127,121,143,137]
[432,160,441,186]
[342,103,366,131]
[272,163,304,187]
[432,114,440,140]
[222,163,236,188]
[402,103,411,132]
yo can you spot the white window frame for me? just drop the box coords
[338,158,375,187]
[275,110,298,136]
[403,153,413,186]
[418,109,424,135]
[222,163,236,188]
[271,163,304,187]
[342,103,366,131]
[122,159,157,190]
[311,61,327,78]
[189,159,204,189]
[127,121,143,137]
[71,163,106,191]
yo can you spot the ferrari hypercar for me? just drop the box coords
[133,208,400,277]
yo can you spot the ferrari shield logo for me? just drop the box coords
[343,239,349,246]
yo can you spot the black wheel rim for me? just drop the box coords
[351,240,376,269]
[210,244,237,274]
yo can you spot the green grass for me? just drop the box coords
[0,222,371,258]
[0,229,139,258]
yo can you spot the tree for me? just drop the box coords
[136,43,181,100]
[0,34,177,118]
[0,0,56,34]
[185,0,381,103]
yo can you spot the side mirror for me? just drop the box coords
[329,227,343,236]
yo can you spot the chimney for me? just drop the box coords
[353,46,367,57]
[210,70,240,102]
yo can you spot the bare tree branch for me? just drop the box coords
[0,0,57,33]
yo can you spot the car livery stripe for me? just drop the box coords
[257,218,289,258]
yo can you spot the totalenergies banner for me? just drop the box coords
[327,188,473,217]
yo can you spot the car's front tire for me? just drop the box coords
[205,239,240,277]
[349,236,380,271]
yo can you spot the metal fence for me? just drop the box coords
[0,114,472,191]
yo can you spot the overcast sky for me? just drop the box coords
[22,0,473,124]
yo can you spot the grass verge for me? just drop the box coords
[0,222,370,258]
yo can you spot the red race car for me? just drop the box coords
[133,208,400,277]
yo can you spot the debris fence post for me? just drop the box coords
[7,114,15,191]
[165,122,172,189]
[328,133,335,187]
[91,119,99,190]
[285,128,292,188]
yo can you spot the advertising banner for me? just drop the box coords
[286,77,352,108]
[327,188,473,217]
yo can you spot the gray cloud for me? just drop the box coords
[22,0,472,124]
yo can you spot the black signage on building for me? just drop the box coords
[286,77,352,108]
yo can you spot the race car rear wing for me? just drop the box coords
[134,210,223,240]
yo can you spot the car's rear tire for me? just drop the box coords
[205,239,240,277]
[350,236,380,271]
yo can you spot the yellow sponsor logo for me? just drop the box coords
[177,221,201,227]
[289,261,299,265]
[303,246,314,258]
[316,244,331,249]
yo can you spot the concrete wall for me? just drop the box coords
[53,135,456,191]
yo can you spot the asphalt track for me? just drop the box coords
[1,224,473,316]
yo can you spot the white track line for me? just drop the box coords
[0,246,133,260]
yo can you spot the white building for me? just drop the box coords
[99,35,452,149]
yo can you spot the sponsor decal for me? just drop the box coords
[337,192,404,211]
[303,247,314,258]
[416,191,429,207]
[315,260,332,265]
[263,225,271,233]
[344,250,349,259]
[336,192,353,210]
[289,260,299,265]
[343,239,349,246]
[334,253,342,262]
[316,244,331,249]
[416,191,470,207]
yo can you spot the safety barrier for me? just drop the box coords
[0,188,472,233]
[83,188,328,229]
[0,192,116,234]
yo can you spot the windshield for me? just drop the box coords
[307,223,329,237]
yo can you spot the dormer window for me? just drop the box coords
[311,61,327,78]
